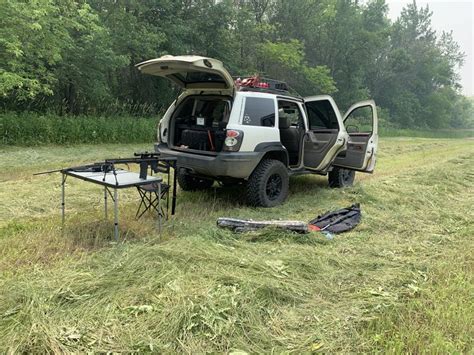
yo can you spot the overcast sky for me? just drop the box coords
[385,0,473,96]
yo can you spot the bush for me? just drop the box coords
[0,112,158,145]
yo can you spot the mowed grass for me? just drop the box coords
[0,137,473,353]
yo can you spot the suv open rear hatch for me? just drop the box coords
[136,55,234,91]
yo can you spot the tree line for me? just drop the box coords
[1,0,472,129]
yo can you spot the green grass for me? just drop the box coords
[0,112,158,145]
[0,137,473,352]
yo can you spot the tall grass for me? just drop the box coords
[0,112,159,145]
[1,112,472,146]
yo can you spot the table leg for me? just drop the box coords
[166,169,170,219]
[158,183,162,235]
[61,173,66,228]
[104,186,108,220]
[172,165,177,215]
[114,188,118,241]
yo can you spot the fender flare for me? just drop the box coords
[253,142,290,168]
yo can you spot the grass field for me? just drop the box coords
[0,137,473,353]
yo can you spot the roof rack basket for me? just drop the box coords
[234,76,292,95]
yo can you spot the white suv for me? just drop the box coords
[137,55,379,207]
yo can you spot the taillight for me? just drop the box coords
[223,129,244,152]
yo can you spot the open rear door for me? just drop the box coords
[302,96,346,171]
[136,55,234,91]
[332,100,378,172]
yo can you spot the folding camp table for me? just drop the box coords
[61,169,162,240]
[56,154,178,241]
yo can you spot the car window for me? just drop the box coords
[242,97,275,127]
[175,97,194,118]
[345,105,373,133]
[173,96,231,127]
[172,72,226,84]
[305,100,339,130]
[278,100,304,127]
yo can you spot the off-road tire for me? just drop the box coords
[177,168,214,191]
[246,159,289,207]
[328,167,355,188]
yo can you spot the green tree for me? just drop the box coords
[1,0,126,114]
[0,0,471,128]
[1,0,67,101]
[379,1,465,128]
[258,39,336,95]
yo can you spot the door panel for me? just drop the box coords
[302,96,344,171]
[333,100,378,172]
[303,130,338,169]
[333,135,370,168]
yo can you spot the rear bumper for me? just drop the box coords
[155,143,262,179]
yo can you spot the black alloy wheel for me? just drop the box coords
[266,173,283,201]
[247,159,289,207]
[328,167,356,188]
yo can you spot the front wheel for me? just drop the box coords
[246,159,289,207]
[328,167,355,188]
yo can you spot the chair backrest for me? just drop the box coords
[279,115,291,129]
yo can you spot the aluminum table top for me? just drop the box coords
[65,169,162,189]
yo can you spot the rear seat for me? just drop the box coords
[279,116,301,165]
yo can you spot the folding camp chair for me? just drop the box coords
[135,181,170,220]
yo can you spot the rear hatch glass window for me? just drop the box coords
[173,72,226,85]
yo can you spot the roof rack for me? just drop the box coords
[238,86,290,95]
[234,76,293,95]
[233,76,302,98]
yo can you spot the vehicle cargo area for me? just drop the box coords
[171,96,231,153]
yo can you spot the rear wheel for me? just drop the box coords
[328,167,355,188]
[177,168,214,191]
[247,159,289,207]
